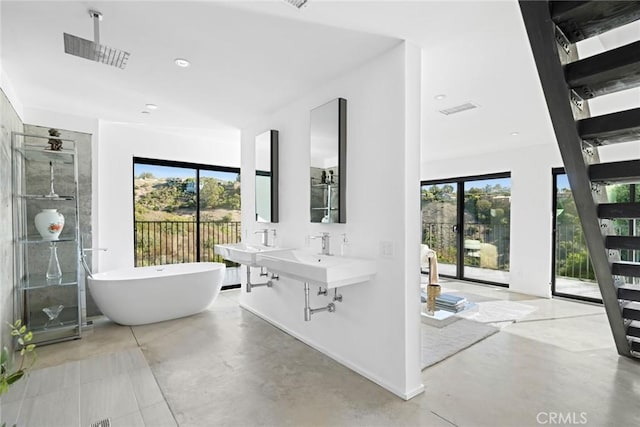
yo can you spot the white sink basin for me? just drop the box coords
[256,249,376,288]
[214,242,287,267]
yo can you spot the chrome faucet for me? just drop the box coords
[254,229,275,247]
[255,229,269,246]
[310,232,332,256]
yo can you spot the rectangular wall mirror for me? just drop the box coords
[255,130,279,223]
[310,98,346,223]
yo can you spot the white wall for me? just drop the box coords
[239,42,424,399]
[97,123,240,271]
[0,67,24,119]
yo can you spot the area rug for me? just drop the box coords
[421,318,499,369]
[456,300,537,325]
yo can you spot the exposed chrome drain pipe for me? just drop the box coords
[246,266,278,293]
[304,282,335,321]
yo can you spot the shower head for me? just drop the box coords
[63,10,130,69]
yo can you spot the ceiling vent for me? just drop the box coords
[438,102,479,115]
[284,0,309,9]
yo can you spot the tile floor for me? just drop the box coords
[2,281,640,427]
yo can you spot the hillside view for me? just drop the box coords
[421,181,511,271]
[133,170,241,267]
[134,173,241,222]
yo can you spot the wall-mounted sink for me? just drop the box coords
[214,242,287,267]
[256,249,376,288]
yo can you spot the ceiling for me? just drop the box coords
[1,0,571,160]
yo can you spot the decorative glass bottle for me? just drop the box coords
[46,242,62,282]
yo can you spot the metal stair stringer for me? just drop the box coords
[518,0,631,358]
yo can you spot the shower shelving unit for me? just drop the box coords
[11,132,82,345]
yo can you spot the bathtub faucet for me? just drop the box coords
[81,247,108,278]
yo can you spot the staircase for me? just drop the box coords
[519,1,640,359]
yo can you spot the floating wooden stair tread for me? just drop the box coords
[589,159,640,184]
[612,262,640,278]
[565,40,640,99]
[619,285,640,302]
[579,108,640,145]
[551,1,640,43]
[606,236,640,251]
[598,202,640,219]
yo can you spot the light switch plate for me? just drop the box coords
[380,241,394,258]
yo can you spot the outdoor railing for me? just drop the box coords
[422,221,599,281]
[422,222,511,270]
[134,220,241,267]
[554,223,595,281]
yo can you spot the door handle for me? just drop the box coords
[452,225,459,233]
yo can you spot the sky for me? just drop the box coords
[134,163,239,182]
[465,177,511,191]
[556,173,570,191]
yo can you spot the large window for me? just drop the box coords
[133,158,241,287]
[553,169,639,302]
[421,173,511,286]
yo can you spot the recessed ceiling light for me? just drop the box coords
[174,58,190,67]
[434,94,446,100]
[141,111,150,114]
[145,104,158,110]
[510,132,519,136]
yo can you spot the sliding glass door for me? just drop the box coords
[421,173,511,286]
[463,177,511,283]
[551,169,640,302]
[421,182,458,277]
[133,158,241,287]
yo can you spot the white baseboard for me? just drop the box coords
[239,302,425,401]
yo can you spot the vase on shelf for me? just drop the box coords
[45,161,58,198]
[34,209,64,240]
[46,242,62,282]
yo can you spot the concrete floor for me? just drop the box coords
[3,282,640,426]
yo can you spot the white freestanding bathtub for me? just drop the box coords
[88,262,226,326]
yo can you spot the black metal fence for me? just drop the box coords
[422,221,599,281]
[555,223,595,281]
[422,222,511,270]
[134,220,241,267]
